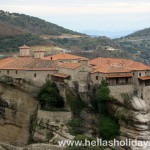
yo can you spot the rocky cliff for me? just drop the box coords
[108,85,150,150]
[0,75,150,150]
[0,76,38,146]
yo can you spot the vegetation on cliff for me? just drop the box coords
[37,80,64,110]
[96,80,120,140]
[66,90,86,135]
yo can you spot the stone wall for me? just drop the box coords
[109,85,134,104]
[0,69,57,87]
[91,72,106,84]
[143,86,150,101]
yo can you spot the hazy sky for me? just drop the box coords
[0,0,150,34]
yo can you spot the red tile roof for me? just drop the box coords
[138,76,150,80]
[59,62,83,69]
[34,50,45,52]
[0,57,14,67]
[52,73,70,78]
[90,57,150,74]
[43,53,88,61]
[106,73,133,78]
[0,57,57,71]
[19,45,30,49]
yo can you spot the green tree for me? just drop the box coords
[97,80,120,140]
[97,80,110,115]
[67,94,85,117]
[98,116,120,140]
[38,80,64,110]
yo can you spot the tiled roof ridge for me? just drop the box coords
[0,58,15,68]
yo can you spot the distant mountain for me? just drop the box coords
[115,27,150,65]
[0,10,82,52]
[0,10,145,63]
[0,10,80,36]
[81,30,135,39]
[125,27,150,38]
[50,36,134,59]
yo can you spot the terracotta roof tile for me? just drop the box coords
[52,73,70,78]
[59,62,83,69]
[106,73,133,78]
[138,76,150,80]
[0,57,57,71]
[43,53,87,61]
[0,57,14,68]
[90,57,150,73]
[19,44,30,49]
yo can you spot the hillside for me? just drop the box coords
[115,27,150,65]
[50,36,135,59]
[0,10,80,36]
[0,10,141,62]
[125,27,150,38]
[0,10,82,52]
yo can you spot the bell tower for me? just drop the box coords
[34,50,45,59]
[19,44,30,56]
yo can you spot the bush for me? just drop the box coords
[66,93,85,117]
[37,80,64,110]
[96,80,120,140]
[67,118,83,135]
[98,116,120,140]
[46,131,54,140]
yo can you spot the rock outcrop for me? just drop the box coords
[108,85,150,150]
[0,76,38,146]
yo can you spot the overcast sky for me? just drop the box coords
[0,0,150,35]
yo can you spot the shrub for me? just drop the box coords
[37,80,64,110]
[66,93,85,117]
[67,118,83,135]
[98,116,120,140]
[96,80,120,140]
[46,131,54,140]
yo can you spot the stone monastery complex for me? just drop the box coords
[0,45,150,95]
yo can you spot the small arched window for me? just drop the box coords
[7,70,9,74]
[96,76,98,80]
[34,73,36,78]
[47,74,50,78]
[139,73,141,77]
[16,70,18,74]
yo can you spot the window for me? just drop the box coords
[126,78,128,84]
[47,74,50,78]
[116,78,119,84]
[96,76,98,80]
[16,70,18,74]
[133,73,135,76]
[34,73,36,77]
[139,73,141,77]
[51,57,53,60]
[7,70,9,74]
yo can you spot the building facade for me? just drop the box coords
[0,45,150,90]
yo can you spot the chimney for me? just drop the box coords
[19,44,30,56]
[34,50,45,59]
